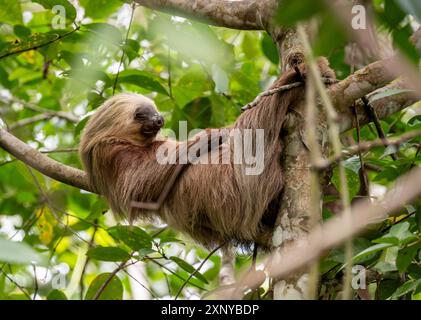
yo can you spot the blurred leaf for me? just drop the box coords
[47,289,67,300]
[391,279,421,299]
[87,246,130,262]
[277,0,325,26]
[85,273,123,300]
[396,244,419,273]
[13,25,31,38]
[80,0,122,19]
[83,23,123,45]
[211,64,229,94]
[0,238,46,265]
[33,0,77,22]
[261,33,279,65]
[0,0,22,25]
[117,70,168,95]
[395,0,421,22]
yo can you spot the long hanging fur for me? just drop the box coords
[79,60,335,249]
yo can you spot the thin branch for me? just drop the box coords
[134,0,275,30]
[175,244,223,300]
[219,245,236,287]
[361,96,398,161]
[9,114,55,130]
[314,129,421,170]
[0,26,80,60]
[340,79,420,132]
[0,268,32,300]
[217,167,421,299]
[113,3,136,95]
[2,97,80,123]
[146,258,207,291]
[328,57,398,112]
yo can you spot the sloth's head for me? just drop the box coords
[82,93,164,146]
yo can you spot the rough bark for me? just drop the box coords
[339,79,419,132]
[0,128,91,192]
[134,0,276,30]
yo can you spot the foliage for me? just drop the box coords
[0,0,420,300]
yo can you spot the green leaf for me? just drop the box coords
[331,167,360,200]
[80,0,123,19]
[211,64,229,94]
[391,279,421,299]
[261,33,279,65]
[33,0,77,22]
[0,0,22,25]
[117,70,168,95]
[87,246,130,262]
[396,244,420,273]
[74,116,90,137]
[369,88,414,104]
[87,198,108,220]
[352,243,394,262]
[170,256,209,284]
[13,25,31,38]
[0,238,46,265]
[107,225,153,251]
[47,289,67,300]
[0,33,59,59]
[395,0,421,23]
[277,0,325,26]
[83,23,123,45]
[85,273,123,300]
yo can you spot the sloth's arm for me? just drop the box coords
[131,129,228,210]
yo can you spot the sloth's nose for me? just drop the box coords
[153,114,164,127]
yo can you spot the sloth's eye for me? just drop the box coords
[134,112,147,120]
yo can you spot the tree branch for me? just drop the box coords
[216,167,421,299]
[339,79,420,132]
[0,128,91,192]
[328,58,398,112]
[134,0,275,30]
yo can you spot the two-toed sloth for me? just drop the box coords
[79,59,335,249]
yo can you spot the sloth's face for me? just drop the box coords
[132,104,164,139]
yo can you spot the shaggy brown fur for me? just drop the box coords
[79,60,335,249]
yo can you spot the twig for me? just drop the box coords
[314,129,421,170]
[0,97,79,123]
[9,114,55,130]
[0,268,32,300]
[92,252,136,300]
[112,3,136,95]
[146,258,207,291]
[32,265,38,300]
[352,104,370,198]
[79,223,98,299]
[0,26,81,60]
[217,167,421,299]
[174,244,223,300]
[362,96,398,161]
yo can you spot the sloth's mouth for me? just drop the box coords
[141,126,160,137]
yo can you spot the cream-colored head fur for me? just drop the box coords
[81,93,160,148]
